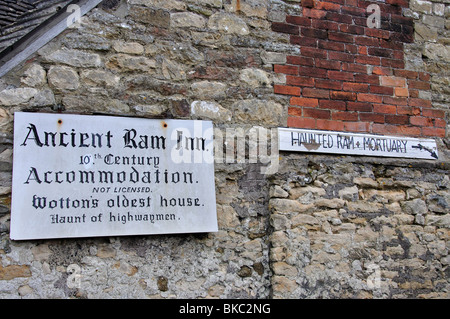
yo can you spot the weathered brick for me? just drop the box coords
[287,116,316,128]
[434,118,447,128]
[330,91,357,100]
[394,87,409,97]
[368,47,393,58]
[315,79,342,90]
[370,85,394,95]
[318,40,345,51]
[328,32,354,43]
[408,80,431,90]
[272,22,299,34]
[298,66,327,79]
[302,27,328,39]
[373,103,397,114]
[301,0,315,8]
[302,88,330,98]
[312,20,339,31]
[409,98,432,108]
[397,106,421,115]
[410,116,433,126]
[343,82,369,92]
[391,14,414,26]
[383,96,407,105]
[408,89,419,98]
[342,63,367,74]
[339,24,364,35]
[328,70,354,81]
[359,112,385,123]
[355,55,381,65]
[274,65,298,75]
[290,35,318,47]
[419,72,431,81]
[316,119,345,131]
[319,99,346,110]
[286,55,314,66]
[381,58,404,69]
[314,1,341,11]
[303,108,331,119]
[303,8,327,19]
[385,114,409,124]
[347,101,373,112]
[365,28,390,39]
[393,69,418,79]
[345,43,357,54]
[354,73,380,84]
[286,15,311,26]
[332,111,358,121]
[373,124,421,137]
[422,108,445,118]
[344,121,370,132]
[326,12,353,24]
[286,75,315,87]
[341,5,365,16]
[301,47,328,59]
[372,66,392,76]
[288,106,302,117]
[328,51,354,62]
[290,97,319,107]
[421,127,445,137]
[355,36,380,46]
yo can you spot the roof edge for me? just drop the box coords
[0,0,103,78]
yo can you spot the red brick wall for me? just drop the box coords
[272,0,446,138]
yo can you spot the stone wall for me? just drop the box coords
[270,154,449,298]
[0,0,448,298]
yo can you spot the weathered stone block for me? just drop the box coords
[402,198,428,215]
[190,81,227,99]
[113,41,145,55]
[232,99,284,125]
[208,12,249,35]
[269,198,311,213]
[0,88,55,107]
[239,68,271,88]
[20,64,46,87]
[161,59,186,80]
[80,70,120,87]
[410,0,432,14]
[272,261,298,276]
[191,101,232,122]
[269,185,289,198]
[225,0,268,18]
[44,49,102,68]
[170,12,206,28]
[423,43,450,62]
[0,88,38,106]
[0,264,31,280]
[128,6,170,28]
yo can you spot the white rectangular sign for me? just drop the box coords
[278,127,438,160]
[11,112,218,240]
